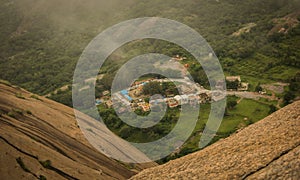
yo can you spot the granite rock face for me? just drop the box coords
[0,83,155,180]
[131,101,300,180]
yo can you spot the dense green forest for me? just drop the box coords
[0,0,299,96]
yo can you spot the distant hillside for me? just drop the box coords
[0,0,299,96]
[0,81,156,180]
[0,0,135,95]
[131,101,300,179]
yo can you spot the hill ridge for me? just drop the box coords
[131,100,300,179]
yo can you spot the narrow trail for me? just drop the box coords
[237,97,244,104]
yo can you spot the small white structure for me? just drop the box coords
[102,90,110,96]
[149,98,165,107]
[226,76,241,83]
[174,95,189,105]
[238,82,249,91]
[181,95,189,105]
[174,95,182,103]
[188,94,200,105]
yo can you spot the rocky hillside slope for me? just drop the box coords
[131,101,300,179]
[0,81,155,180]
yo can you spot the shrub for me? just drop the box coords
[40,160,52,168]
[0,79,12,86]
[86,128,94,133]
[284,91,295,105]
[13,108,24,115]
[255,84,263,92]
[8,111,16,118]
[16,157,30,172]
[39,175,47,180]
[227,100,237,109]
[26,110,33,115]
[15,93,25,99]
[119,125,131,139]
[31,95,43,101]
[245,119,254,126]
[8,109,24,118]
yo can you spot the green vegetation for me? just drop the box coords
[0,0,136,95]
[26,110,32,115]
[13,108,24,115]
[102,104,197,162]
[255,83,263,92]
[8,108,24,118]
[0,0,299,97]
[30,95,43,101]
[86,128,95,134]
[283,73,300,105]
[98,95,273,164]
[48,87,72,107]
[269,104,278,114]
[0,79,12,86]
[143,81,179,97]
[157,96,274,163]
[16,157,30,172]
[134,109,151,116]
[40,160,52,169]
[228,99,269,121]
[15,93,25,99]
[7,111,16,118]
[39,175,47,180]
[227,80,239,90]
[143,82,163,95]
[98,104,179,142]
[227,99,238,109]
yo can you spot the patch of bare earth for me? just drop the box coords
[261,82,289,94]
[268,11,300,35]
[232,23,257,37]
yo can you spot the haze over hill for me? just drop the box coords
[0,0,299,96]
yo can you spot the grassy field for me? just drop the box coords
[175,96,273,159]
[219,99,267,131]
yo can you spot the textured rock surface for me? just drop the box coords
[131,101,300,180]
[0,83,155,180]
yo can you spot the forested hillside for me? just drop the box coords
[0,0,299,96]
[0,0,135,94]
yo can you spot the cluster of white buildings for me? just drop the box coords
[97,68,228,113]
[107,78,215,113]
